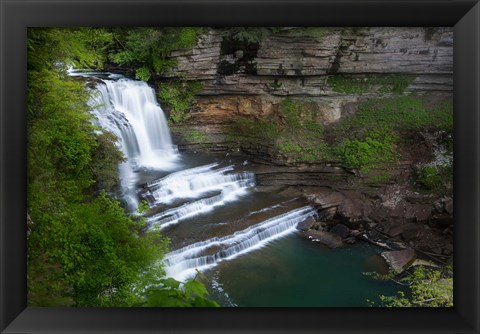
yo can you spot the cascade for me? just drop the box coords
[92,79,179,170]
[163,206,317,282]
[84,74,317,285]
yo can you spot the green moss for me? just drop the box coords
[285,27,330,39]
[228,118,278,143]
[189,130,208,143]
[335,96,453,140]
[367,172,392,185]
[327,74,414,94]
[338,130,397,173]
[227,98,331,164]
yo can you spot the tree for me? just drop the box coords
[27,27,218,307]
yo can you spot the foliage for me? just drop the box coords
[373,266,453,307]
[27,28,112,72]
[90,132,126,192]
[339,96,453,136]
[27,28,218,307]
[221,27,267,44]
[109,27,202,81]
[416,163,453,195]
[327,74,414,94]
[29,192,169,307]
[158,81,203,123]
[338,130,397,173]
[329,95,453,175]
[141,274,219,307]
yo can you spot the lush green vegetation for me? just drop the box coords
[337,130,397,173]
[108,27,203,81]
[370,266,453,307]
[141,274,219,307]
[331,95,453,174]
[27,28,217,307]
[416,163,453,195]
[344,96,453,134]
[158,81,203,123]
[227,94,452,183]
[105,27,205,123]
[327,74,414,94]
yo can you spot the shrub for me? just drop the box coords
[416,163,453,195]
[338,130,397,172]
[109,27,203,81]
[374,266,453,307]
[158,80,203,123]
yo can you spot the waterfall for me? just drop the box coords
[147,184,252,230]
[89,77,179,209]
[163,206,318,282]
[92,79,178,170]
[140,163,255,206]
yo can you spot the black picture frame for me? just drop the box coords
[1,0,479,333]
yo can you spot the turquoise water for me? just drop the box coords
[206,235,402,307]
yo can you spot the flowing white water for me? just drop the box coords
[141,164,255,206]
[93,79,179,170]
[147,185,251,230]
[163,206,318,282]
[88,77,180,209]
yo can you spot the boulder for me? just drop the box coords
[431,214,453,227]
[303,230,343,248]
[296,216,316,231]
[329,223,350,239]
[386,222,421,238]
[380,248,416,274]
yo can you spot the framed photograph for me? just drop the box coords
[1,0,479,333]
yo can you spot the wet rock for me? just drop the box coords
[302,230,343,248]
[380,248,416,274]
[337,191,374,223]
[431,214,453,227]
[304,188,344,210]
[386,222,420,238]
[433,200,445,214]
[444,199,453,214]
[329,223,350,239]
[296,216,316,231]
[344,237,357,244]
[405,203,432,222]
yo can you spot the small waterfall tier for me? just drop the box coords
[140,163,255,206]
[91,78,179,170]
[163,206,318,281]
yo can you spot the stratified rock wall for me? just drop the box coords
[161,27,452,126]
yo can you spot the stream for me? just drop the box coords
[75,70,402,307]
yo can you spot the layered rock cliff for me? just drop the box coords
[162,27,452,127]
